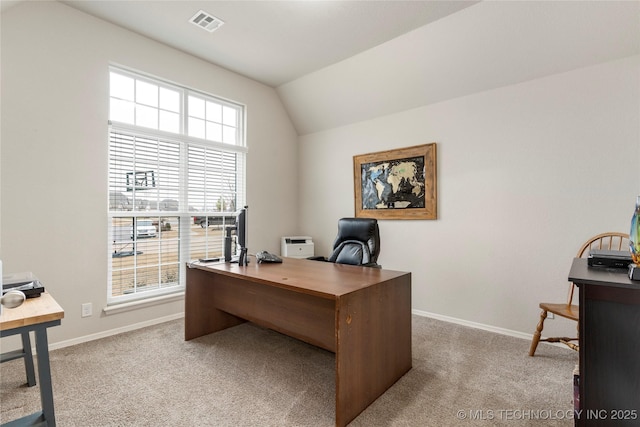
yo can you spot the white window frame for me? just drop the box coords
[108,66,247,305]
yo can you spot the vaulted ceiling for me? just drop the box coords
[56,0,478,87]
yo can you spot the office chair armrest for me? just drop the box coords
[362,262,381,268]
[307,256,328,262]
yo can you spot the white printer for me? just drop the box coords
[281,236,314,259]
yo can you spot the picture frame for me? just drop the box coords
[354,143,437,220]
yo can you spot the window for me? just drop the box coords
[108,67,246,304]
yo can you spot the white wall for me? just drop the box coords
[299,55,640,338]
[0,1,298,347]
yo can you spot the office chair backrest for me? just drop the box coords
[328,218,380,267]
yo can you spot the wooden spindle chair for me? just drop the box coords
[528,232,629,356]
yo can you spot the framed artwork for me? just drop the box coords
[354,143,437,220]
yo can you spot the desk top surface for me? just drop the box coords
[568,258,640,290]
[189,256,410,298]
[0,291,64,331]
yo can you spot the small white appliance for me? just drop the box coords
[281,236,314,259]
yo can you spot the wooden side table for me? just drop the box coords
[1,291,64,427]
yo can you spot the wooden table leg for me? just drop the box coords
[335,275,412,427]
[185,267,246,341]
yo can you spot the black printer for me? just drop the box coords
[2,272,45,298]
[587,249,632,269]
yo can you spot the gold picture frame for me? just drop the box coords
[354,143,437,220]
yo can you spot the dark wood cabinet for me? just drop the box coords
[569,258,640,426]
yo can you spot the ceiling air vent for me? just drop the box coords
[189,10,224,33]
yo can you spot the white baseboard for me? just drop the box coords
[412,308,534,341]
[46,309,543,353]
[48,312,185,351]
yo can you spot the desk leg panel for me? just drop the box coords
[34,328,56,427]
[185,267,336,351]
[185,267,247,341]
[19,333,36,387]
[335,273,412,427]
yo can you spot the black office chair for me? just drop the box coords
[311,218,381,267]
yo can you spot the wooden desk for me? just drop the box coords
[185,257,412,427]
[568,258,640,426]
[0,291,64,427]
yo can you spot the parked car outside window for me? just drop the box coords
[131,220,157,239]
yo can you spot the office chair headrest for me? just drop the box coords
[328,218,380,266]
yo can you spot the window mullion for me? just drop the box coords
[179,141,190,286]
[182,88,189,138]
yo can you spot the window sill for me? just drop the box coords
[103,292,184,315]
